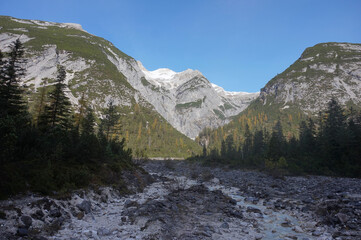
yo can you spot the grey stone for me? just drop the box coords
[33,237,48,240]
[229,210,243,219]
[124,200,138,208]
[246,207,262,214]
[49,208,61,218]
[20,215,32,228]
[77,200,91,214]
[312,230,322,236]
[220,222,229,229]
[254,233,263,240]
[17,227,28,236]
[97,227,112,236]
[336,212,350,223]
[293,226,303,233]
[32,209,44,220]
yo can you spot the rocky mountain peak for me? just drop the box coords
[260,42,361,113]
[8,16,88,33]
[137,61,204,89]
[128,61,259,138]
[1,15,259,140]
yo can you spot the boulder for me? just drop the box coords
[77,200,91,214]
[20,215,32,228]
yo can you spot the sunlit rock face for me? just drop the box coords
[259,43,361,113]
[0,16,258,139]
[123,61,259,139]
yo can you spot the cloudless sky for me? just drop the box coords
[1,0,360,92]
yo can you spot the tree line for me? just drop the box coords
[196,99,361,178]
[0,39,133,199]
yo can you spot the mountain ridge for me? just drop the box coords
[198,41,361,149]
[130,60,259,138]
[0,15,258,154]
[0,15,201,157]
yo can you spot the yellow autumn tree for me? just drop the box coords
[152,118,158,130]
[125,130,129,142]
[179,138,184,148]
[137,122,142,141]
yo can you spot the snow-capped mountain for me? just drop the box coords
[0,16,258,140]
[130,61,259,138]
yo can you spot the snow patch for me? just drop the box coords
[211,83,255,97]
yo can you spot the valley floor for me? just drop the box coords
[1,160,361,240]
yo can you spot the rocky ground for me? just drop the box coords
[0,160,360,240]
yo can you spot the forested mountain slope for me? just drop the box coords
[0,15,200,157]
[199,42,361,149]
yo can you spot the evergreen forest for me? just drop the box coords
[0,40,134,199]
[194,99,361,178]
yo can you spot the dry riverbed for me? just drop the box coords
[1,160,360,239]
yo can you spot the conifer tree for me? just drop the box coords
[0,40,29,163]
[202,144,207,157]
[81,107,96,136]
[320,98,347,172]
[299,118,316,156]
[40,65,71,130]
[252,129,265,166]
[242,124,252,161]
[267,120,285,161]
[225,134,236,160]
[0,39,28,120]
[100,100,120,140]
[33,80,48,126]
[74,92,87,129]
[220,139,226,160]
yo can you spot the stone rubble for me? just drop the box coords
[0,160,360,240]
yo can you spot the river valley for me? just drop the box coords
[1,160,360,240]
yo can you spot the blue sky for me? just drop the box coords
[1,0,360,92]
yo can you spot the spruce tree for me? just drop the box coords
[220,139,227,161]
[74,92,87,129]
[40,65,71,130]
[252,129,265,166]
[33,80,48,126]
[0,39,28,120]
[299,118,316,157]
[202,144,207,157]
[321,98,347,173]
[81,107,96,136]
[225,134,236,161]
[0,40,29,163]
[101,100,120,140]
[267,120,285,161]
[242,124,252,162]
